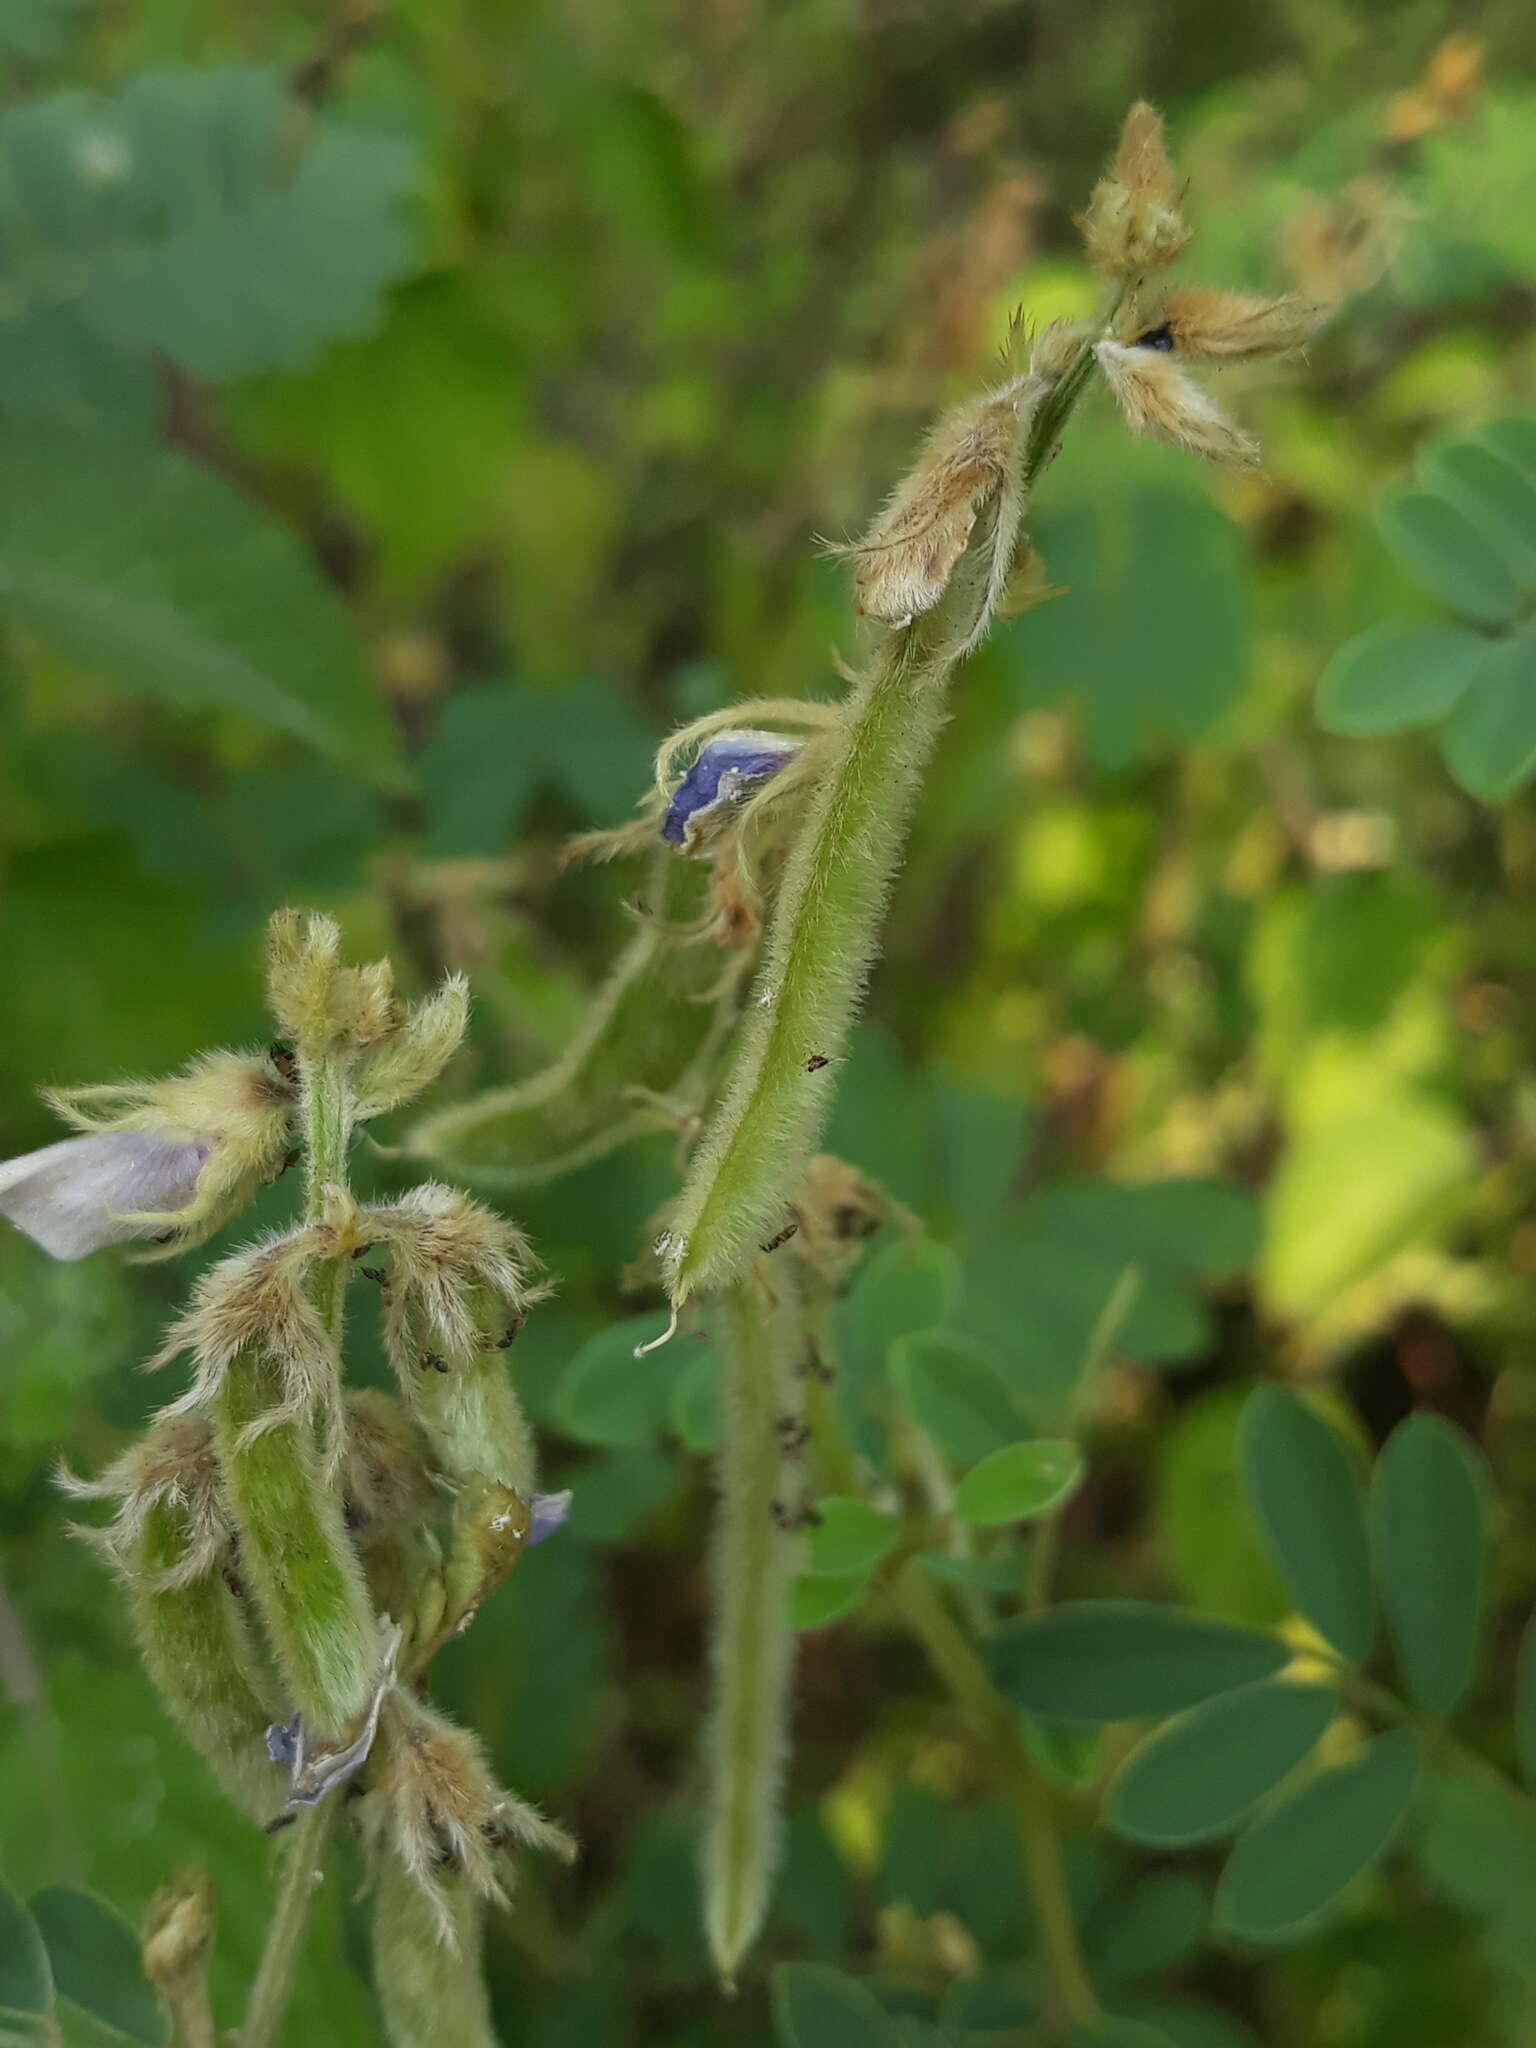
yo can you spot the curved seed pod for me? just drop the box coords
[409,855,733,1190]
[130,1498,283,1820]
[663,373,1051,1310]
[662,649,948,1308]
[372,1852,498,2048]
[216,1357,379,1740]
[702,1271,804,1986]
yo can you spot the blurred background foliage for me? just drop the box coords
[1,1,1535,2043]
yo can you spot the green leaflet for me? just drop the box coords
[1372,1412,1490,1714]
[0,429,402,782]
[1214,1730,1421,1943]
[0,66,417,417]
[1238,1387,1374,1662]
[1108,1681,1337,1847]
[987,1603,1288,1724]
[29,1887,166,2047]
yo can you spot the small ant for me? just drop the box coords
[761,1219,800,1254]
[805,1053,829,1073]
[269,1042,299,1085]
[420,1351,449,1375]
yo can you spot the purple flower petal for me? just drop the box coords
[0,1131,210,1260]
[662,730,801,848]
[528,1490,572,1545]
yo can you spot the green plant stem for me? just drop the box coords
[238,1046,367,2048]
[891,1563,1098,2028]
[238,1802,335,2048]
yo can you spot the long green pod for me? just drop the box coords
[411,854,733,1189]
[371,1853,498,2048]
[414,1349,536,1495]
[665,355,1098,1309]
[702,1270,803,1986]
[130,1499,282,1820]
[216,1359,378,1739]
[664,640,949,1308]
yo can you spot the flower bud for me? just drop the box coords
[1095,339,1259,467]
[1079,100,1190,277]
[838,377,1042,628]
[353,977,471,1120]
[143,1869,217,2048]
[1133,288,1324,363]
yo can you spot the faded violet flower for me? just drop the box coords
[527,1489,572,1545]
[662,730,804,850]
[0,1131,211,1260]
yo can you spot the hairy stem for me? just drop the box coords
[237,1044,374,2046]
[702,1271,802,1987]
[892,1563,1097,2027]
[238,1802,335,2048]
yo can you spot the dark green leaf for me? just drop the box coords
[890,1330,1019,1466]
[1441,633,1536,799]
[29,1889,165,2046]
[1108,1681,1337,1846]
[1214,1730,1421,1943]
[1518,1612,1536,1792]
[953,1440,1083,1527]
[1013,489,1248,768]
[0,1878,50,2018]
[1086,1870,1207,1983]
[561,1447,674,1543]
[1065,2022,1178,2048]
[792,1572,872,1630]
[1372,1413,1490,1712]
[1316,622,1489,735]
[667,1346,721,1454]
[1377,488,1519,623]
[804,1498,898,1578]
[552,1319,691,1446]
[1110,1997,1261,2048]
[0,68,416,414]
[0,430,401,782]
[1239,1388,1374,1661]
[1423,438,1536,582]
[986,1603,1288,1724]
[846,1240,960,1376]
[772,1964,903,2048]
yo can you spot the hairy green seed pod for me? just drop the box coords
[414,1351,536,1496]
[665,379,1050,1309]
[216,1359,378,1738]
[410,856,733,1190]
[372,1852,498,2048]
[130,1500,281,1820]
[702,1272,804,1986]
